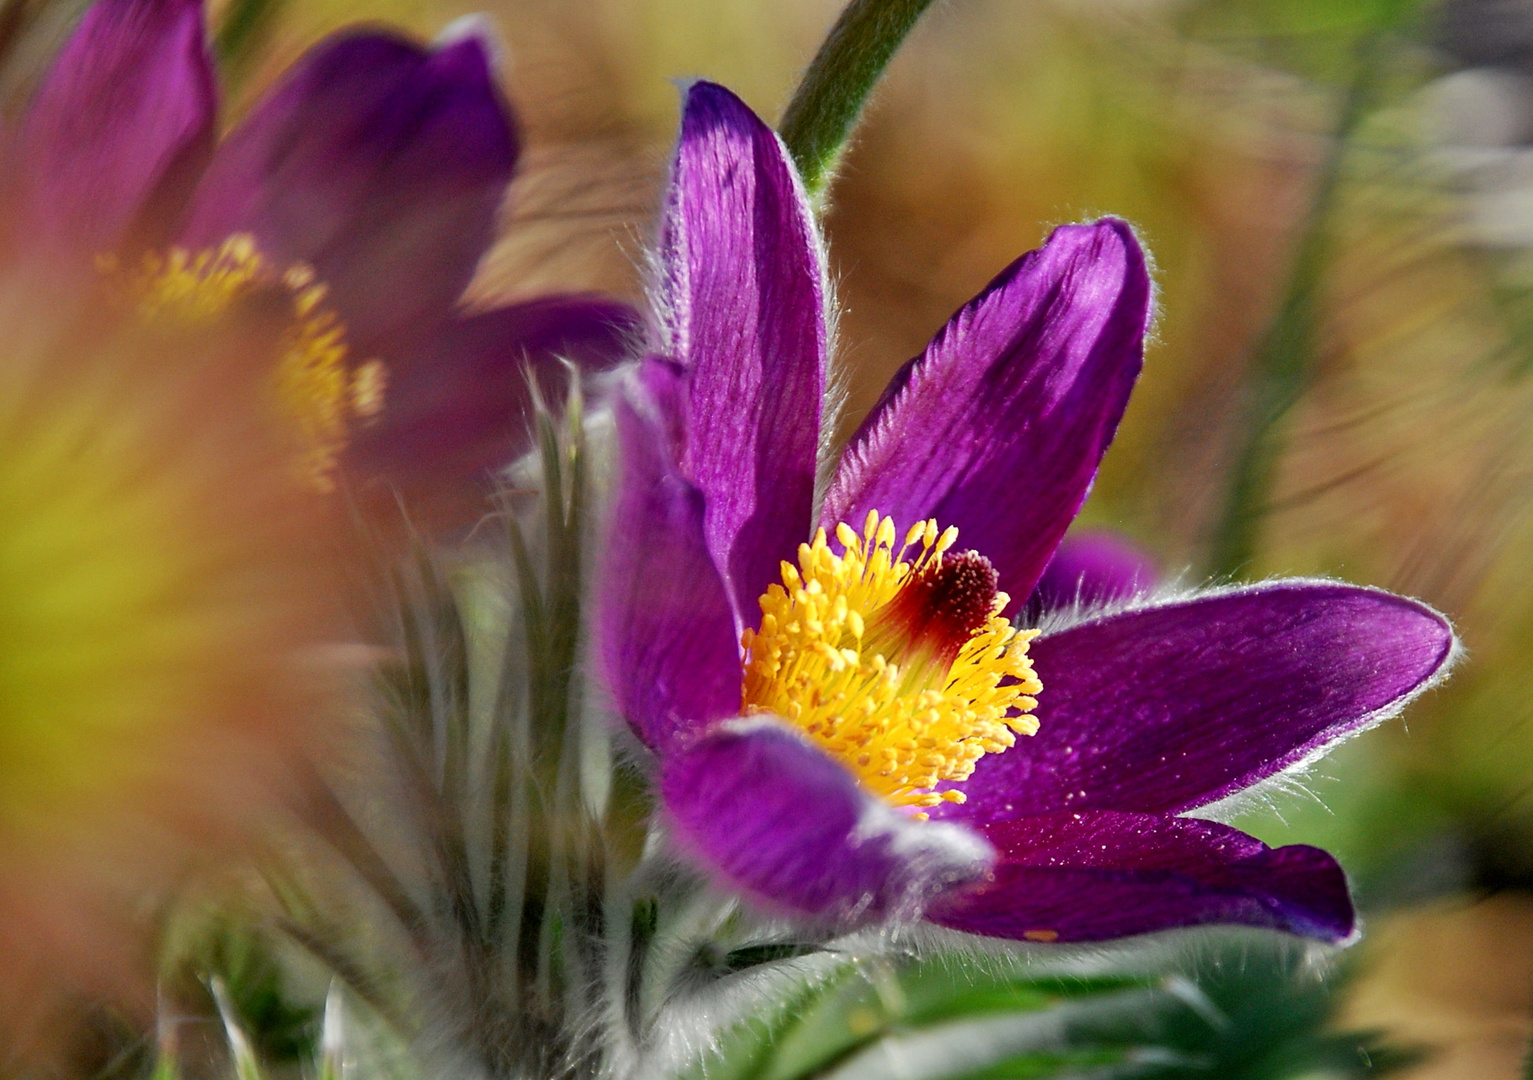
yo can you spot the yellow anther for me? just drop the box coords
[740,511,1040,809]
[282,264,317,290]
[351,359,388,419]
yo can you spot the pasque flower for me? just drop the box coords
[7,0,638,520]
[599,82,1456,944]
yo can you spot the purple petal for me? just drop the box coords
[658,82,827,622]
[929,812,1353,943]
[17,0,216,259]
[345,296,639,523]
[662,720,992,921]
[597,383,741,749]
[822,219,1151,612]
[1026,530,1158,617]
[940,583,1455,823]
[179,26,516,353]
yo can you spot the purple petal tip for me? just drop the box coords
[823,216,1152,611]
[659,77,826,619]
[945,581,1458,825]
[931,813,1355,944]
[180,26,518,352]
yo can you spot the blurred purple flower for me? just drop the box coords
[7,0,638,521]
[598,81,1455,945]
[1025,530,1160,620]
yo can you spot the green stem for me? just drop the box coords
[215,0,286,89]
[779,0,939,203]
[1205,38,1381,579]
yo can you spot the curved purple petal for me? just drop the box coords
[939,583,1455,823]
[929,812,1353,943]
[822,219,1151,612]
[662,720,992,921]
[179,26,516,353]
[17,0,216,259]
[598,381,741,750]
[1026,530,1159,618]
[346,296,639,522]
[658,81,827,623]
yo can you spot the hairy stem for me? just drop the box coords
[779,0,939,203]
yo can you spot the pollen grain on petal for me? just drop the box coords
[740,511,1041,813]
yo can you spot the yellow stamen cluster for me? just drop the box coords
[104,235,386,492]
[740,511,1041,816]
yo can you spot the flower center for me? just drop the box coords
[740,511,1041,817]
[100,235,386,492]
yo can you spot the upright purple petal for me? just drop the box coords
[17,0,216,259]
[929,812,1353,943]
[662,720,992,921]
[1027,530,1159,617]
[179,27,516,353]
[940,583,1455,823]
[598,380,740,749]
[658,82,827,621]
[346,296,639,525]
[822,220,1151,611]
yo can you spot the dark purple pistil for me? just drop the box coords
[879,549,999,667]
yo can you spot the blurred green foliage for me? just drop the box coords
[1178,0,1429,82]
[164,917,319,1066]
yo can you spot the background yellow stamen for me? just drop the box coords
[116,235,386,493]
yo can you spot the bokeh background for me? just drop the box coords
[6,0,1533,1074]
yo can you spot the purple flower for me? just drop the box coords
[598,82,1455,944]
[7,0,638,521]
